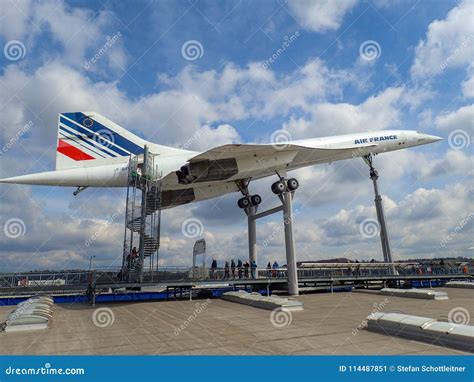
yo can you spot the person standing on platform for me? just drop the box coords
[250,260,257,279]
[224,261,230,279]
[237,259,243,279]
[211,259,217,280]
[272,261,279,277]
[231,259,236,278]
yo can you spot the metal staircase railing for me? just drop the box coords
[121,146,162,283]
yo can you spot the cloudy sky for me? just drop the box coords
[0,0,472,272]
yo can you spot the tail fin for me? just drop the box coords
[56,112,146,170]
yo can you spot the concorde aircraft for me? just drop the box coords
[0,112,442,208]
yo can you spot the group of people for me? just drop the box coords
[210,259,258,279]
[266,261,282,277]
[117,246,141,280]
[208,259,284,279]
[126,247,141,266]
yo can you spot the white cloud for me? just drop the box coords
[0,185,126,271]
[283,87,404,137]
[159,59,356,121]
[0,62,242,165]
[397,150,473,181]
[461,66,474,98]
[393,183,473,255]
[181,124,241,151]
[287,0,358,33]
[318,182,473,259]
[0,0,126,73]
[0,57,360,158]
[435,104,474,132]
[0,0,32,40]
[0,57,358,157]
[411,0,474,79]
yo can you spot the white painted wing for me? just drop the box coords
[189,143,310,161]
[188,141,377,165]
[159,141,377,208]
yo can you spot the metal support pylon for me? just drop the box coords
[363,155,393,268]
[279,190,299,296]
[242,178,299,296]
[245,205,258,265]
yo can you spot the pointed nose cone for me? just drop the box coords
[426,134,443,143]
[417,133,443,144]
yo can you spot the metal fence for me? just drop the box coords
[1,263,472,288]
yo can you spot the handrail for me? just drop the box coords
[0,264,472,287]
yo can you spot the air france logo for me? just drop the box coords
[354,135,397,144]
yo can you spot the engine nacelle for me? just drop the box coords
[176,158,238,184]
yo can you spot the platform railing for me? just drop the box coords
[1,263,472,288]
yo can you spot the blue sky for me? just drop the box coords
[0,0,472,271]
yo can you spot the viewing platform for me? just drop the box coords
[0,263,472,305]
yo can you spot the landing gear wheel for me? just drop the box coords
[250,195,262,206]
[271,180,286,194]
[238,197,251,209]
[287,178,299,191]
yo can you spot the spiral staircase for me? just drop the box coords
[122,146,162,283]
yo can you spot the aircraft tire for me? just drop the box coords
[287,178,299,191]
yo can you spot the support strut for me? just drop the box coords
[363,155,393,269]
[73,186,88,196]
[239,177,300,296]
[247,205,257,265]
[236,179,259,265]
[280,188,299,296]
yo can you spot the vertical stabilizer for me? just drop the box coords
[55,112,146,170]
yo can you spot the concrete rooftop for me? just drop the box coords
[0,288,472,355]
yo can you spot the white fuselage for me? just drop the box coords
[0,130,442,198]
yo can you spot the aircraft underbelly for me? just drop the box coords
[160,146,359,206]
[161,182,238,208]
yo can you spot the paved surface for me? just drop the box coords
[0,288,472,355]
